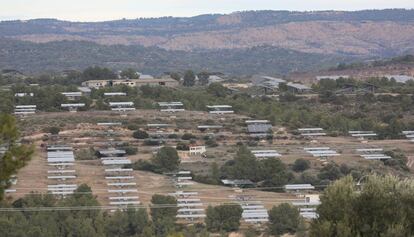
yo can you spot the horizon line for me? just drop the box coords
[1,8,413,23]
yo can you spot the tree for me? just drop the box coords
[292,158,310,172]
[181,133,196,140]
[120,68,139,79]
[169,72,181,81]
[132,130,149,139]
[46,126,60,135]
[268,203,301,236]
[0,114,34,200]
[205,204,243,232]
[151,195,178,237]
[207,83,228,97]
[183,70,195,87]
[197,71,210,85]
[81,66,116,81]
[151,147,180,173]
[310,175,414,236]
[318,163,342,181]
[227,146,259,181]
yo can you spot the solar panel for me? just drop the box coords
[108,189,138,193]
[102,160,132,165]
[105,168,133,172]
[109,196,139,200]
[48,163,74,166]
[61,92,82,97]
[197,125,223,129]
[101,157,128,160]
[51,191,74,195]
[47,146,73,151]
[242,213,269,218]
[111,107,136,111]
[207,105,234,114]
[107,182,137,186]
[47,175,76,180]
[105,176,134,180]
[298,128,324,131]
[109,102,134,106]
[110,201,141,205]
[304,147,331,150]
[177,203,203,207]
[177,198,201,202]
[177,208,204,213]
[245,120,270,124]
[61,103,85,107]
[47,170,76,174]
[178,171,191,175]
[284,184,315,190]
[176,214,206,218]
[356,148,383,152]
[48,184,77,188]
[251,150,281,158]
[104,92,127,96]
[97,122,122,126]
[15,105,36,109]
[99,150,126,156]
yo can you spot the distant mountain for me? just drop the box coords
[2,9,414,74]
[0,39,346,75]
[2,9,414,57]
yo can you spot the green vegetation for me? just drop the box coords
[133,147,180,173]
[183,70,195,87]
[311,175,414,236]
[0,113,34,200]
[0,39,341,75]
[268,203,302,236]
[205,204,243,232]
[292,158,311,172]
[132,130,149,139]
[150,195,178,237]
[220,146,294,189]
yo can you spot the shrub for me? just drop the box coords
[292,159,310,172]
[181,133,196,140]
[133,130,149,139]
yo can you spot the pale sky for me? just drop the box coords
[0,0,413,22]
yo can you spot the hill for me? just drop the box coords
[0,39,345,75]
[2,9,414,57]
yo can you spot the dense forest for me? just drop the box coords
[0,39,343,75]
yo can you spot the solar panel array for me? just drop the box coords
[61,92,82,99]
[158,102,185,112]
[304,147,340,157]
[99,149,140,209]
[14,105,37,115]
[109,102,135,112]
[292,197,320,219]
[251,149,281,159]
[61,103,85,112]
[170,171,205,221]
[284,184,315,192]
[403,131,414,143]
[170,191,206,220]
[298,128,326,137]
[349,130,377,139]
[246,120,272,137]
[206,105,234,114]
[46,145,78,196]
[235,195,269,223]
[104,92,127,96]
[356,148,392,160]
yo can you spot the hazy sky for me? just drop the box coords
[1,0,413,21]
